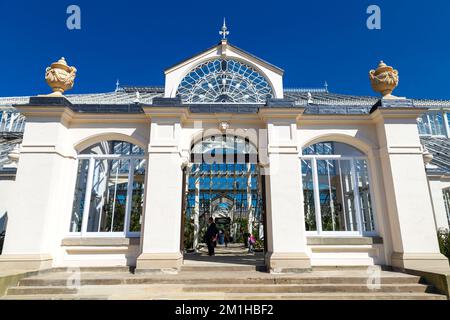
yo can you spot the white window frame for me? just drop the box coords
[68,153,145,238]
[300,153,378,237]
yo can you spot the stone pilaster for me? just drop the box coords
[136,108,187,271]
[0,96,76,271]
[260,107,311,272]
[372,99,449,271]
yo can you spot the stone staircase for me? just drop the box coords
[1,265,447,300]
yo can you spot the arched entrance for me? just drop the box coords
[181,134,266,265]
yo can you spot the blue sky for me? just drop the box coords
[1,0,450,99]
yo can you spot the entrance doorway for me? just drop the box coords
[181,135,266,265]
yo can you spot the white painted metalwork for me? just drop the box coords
[176,59,273,103]
[417,111,447,137]
[301,142,377,236]
[443,187,450,226]
[70,140,146,237]
[0,110,25,133]
[191,135,257,155]
[219,17,229,40]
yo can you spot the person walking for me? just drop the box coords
[205,217,219,256]
[248,233,256,253]
[224,230,230,247]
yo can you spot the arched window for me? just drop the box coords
[191,135,258,164]
[70,140,146,237]
[301,141,376,235]
[176,59,273,103]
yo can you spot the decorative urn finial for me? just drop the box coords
[45,57,77,96]
[369,61,399,99]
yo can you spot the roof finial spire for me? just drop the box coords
[115,79,120,92]
[324,81,328,92]
[219,17,229,40]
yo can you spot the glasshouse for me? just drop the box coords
[0,35,449,273]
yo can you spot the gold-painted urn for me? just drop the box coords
[369,61,399,98]
[45,57,77,96]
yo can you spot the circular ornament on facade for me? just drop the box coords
[176,59,273,103]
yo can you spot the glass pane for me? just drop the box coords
[443,188,450,225]
[87,159,130,232]
[433,112,445,136]
[176,59,273,103]
[303,142,363,157]
[81,140,144,155]
[356,159,375,232]
[129,159,146,233]
[417,114,430,135]
[70,159,89,232]
[302,159,316,231]
[339,160,358,231]
[192,135,257,155]
[317,159,357,232]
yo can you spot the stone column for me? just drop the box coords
[373,99,449,270]
[260,107,311,272]
[0,97,76,270]
[136,111,186,271]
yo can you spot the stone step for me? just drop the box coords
[7,286,79,295]
[179,283,432,294]
[180,265,264,272]
[2,292,446,300]
[50,266,132,273]
[3,268,445,300]
[18,274,422,287]
[7,282,432,296]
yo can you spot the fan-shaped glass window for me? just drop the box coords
[191,135,258,164]
[176,59,273,103]
[80,140,144,156]
[192,135,257,155]
[301,141,376,235]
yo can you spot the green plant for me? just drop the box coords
[184,217,194,250]
[232,217,248,243]
[254,239,264,251]
[437,228,450,261]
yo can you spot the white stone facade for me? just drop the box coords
[0,40,448,273]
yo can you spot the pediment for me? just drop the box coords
[164,40,284,101]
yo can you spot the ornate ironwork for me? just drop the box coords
[219,18,229,40]
[176,59,273,104]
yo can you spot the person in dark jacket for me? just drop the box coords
[205,217,219,256]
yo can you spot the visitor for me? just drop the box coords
[241,227,249,248]
[248,233,256,253]
[224,230,230,247]
[205,217,218,256]
[218,229,224,245]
